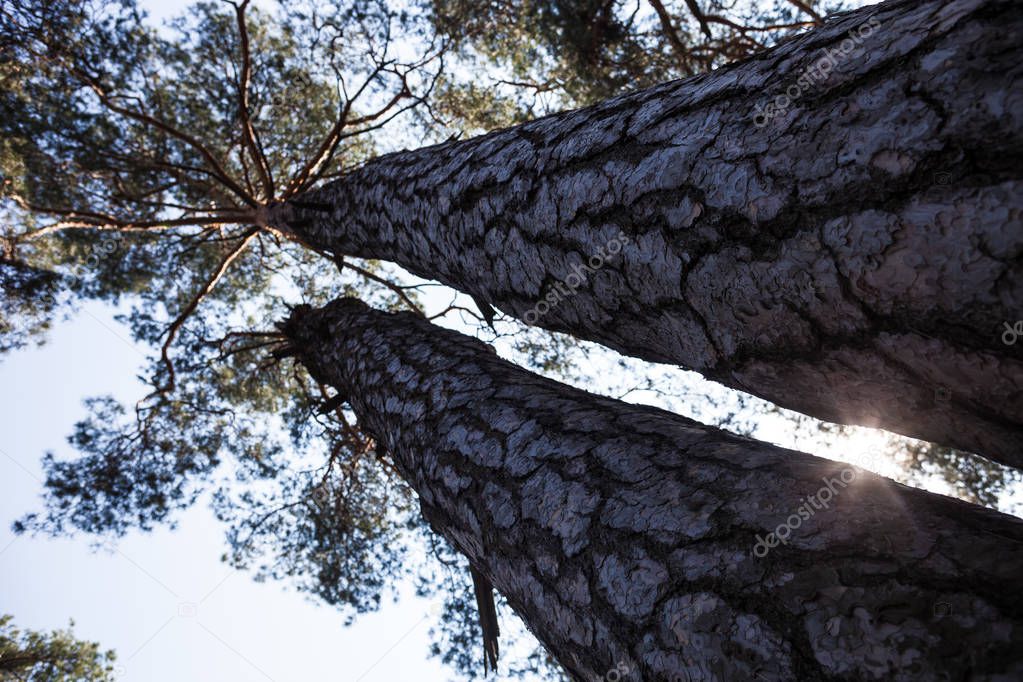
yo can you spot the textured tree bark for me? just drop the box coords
[274,0,1023,467]
[283,298,1023,681]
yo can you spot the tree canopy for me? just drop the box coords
[0,614,116,681]
[430,0,834,109]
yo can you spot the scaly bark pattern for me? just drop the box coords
[284,298,1023,681]
[275,0,1023,466]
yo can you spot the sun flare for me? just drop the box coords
[831,426,893,478]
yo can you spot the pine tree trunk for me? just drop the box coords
[277,0,1023,467]
[282,298,1023,681]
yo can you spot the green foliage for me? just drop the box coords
[0,0,157,212]
[213,397,418,621]
[0,614,116,681]
[416,535,569,681]
[429,77,531,135]
[429,0,846,110]
[15,395,224,535]
[0,258,67,354]
[903,441,1021,511]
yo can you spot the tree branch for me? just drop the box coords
[231,0,275,200]
[152,228,259,396]
[647,0,704,66]
[339,259,424,316]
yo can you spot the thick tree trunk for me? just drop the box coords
[283,298,1023,681]
[275,0,1023,467]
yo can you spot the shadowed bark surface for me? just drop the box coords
[283,298,1023,681]
[275,0,1023,467]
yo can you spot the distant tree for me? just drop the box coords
[0,614,116,681]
